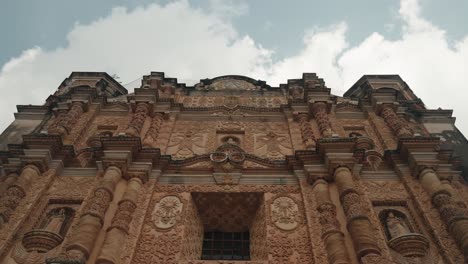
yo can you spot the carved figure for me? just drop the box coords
[44,209,66,234]
[386,212,410,238]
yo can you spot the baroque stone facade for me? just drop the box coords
[0,71,467,264]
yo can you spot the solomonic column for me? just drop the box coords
[0,165,41,228]
[418,168,468,259]
[96,176,143,264]
[142,112,164,147]
[312,178,350,264]
[333,167,382,260]
[47,166,122,263]
[125,102,150,137]
[49,101,86,136]
[379,104,413,138]
[296,113,316,149]
[311,102,333,137]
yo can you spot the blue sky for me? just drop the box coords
[1,0,468,133]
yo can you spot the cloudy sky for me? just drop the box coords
[1,0,468,134]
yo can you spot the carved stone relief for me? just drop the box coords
[151,195,184,231]
[166,122,210,158]
[270,196,300,231]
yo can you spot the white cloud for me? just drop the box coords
[1,0,468,135]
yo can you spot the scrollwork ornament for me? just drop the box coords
[151,195,183,231]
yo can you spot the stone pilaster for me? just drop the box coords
[48,166,122,264]
[0,165,41,228]
[379,105,413,138]
[296,113,316,148]
[333,167,381,259]
[49,101,85,136]
[312,179,350,264]
[125,102,150,137]
[311,102,333,137]
[96,177,143,264]
[418,168,468,259]
[142,112,164,147]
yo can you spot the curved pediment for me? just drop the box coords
[195,75,270,91]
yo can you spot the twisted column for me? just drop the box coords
[297,113,316,148]
[379,105,413,138]
[0,165,41,228]
[125,103,150,137]
[311,102,333,137]
[142,112,164,147]
[334,167,381,259]
[52,166,122,263]
[96,177,143,264]
[48,102,85,136]
[418,168,468,258]
[312,179,350,264]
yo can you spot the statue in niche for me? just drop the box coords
[386,212,410,238]
[44,208,66,235]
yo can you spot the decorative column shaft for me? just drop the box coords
[125,103,150,137]
[297,113,316,148]
[59,166,122,263]
[142,113,164,147]
[0,165,40,228]
[313,179,350,264]
[418,168,468,258]
[334,167,381,259]
[311,102,333,137]
[379,105,413,137]
[0,172,18,198]
[49,102,85,136]
[96,177,142,264]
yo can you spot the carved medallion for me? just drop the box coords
[270,196,300,231]
[151,196,183,230]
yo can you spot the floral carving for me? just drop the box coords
[151,196,183,230]
[271,196,300,231]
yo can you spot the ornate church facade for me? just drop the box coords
[0,71,467,264]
